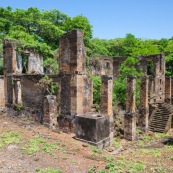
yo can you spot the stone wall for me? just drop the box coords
[20,75,46,112]
[165,77,172,104]
[0,76,5,106]
[113,57,127,77]
[139,53,165,103]
[59,30,86,74]
[89,56,113,76]
[28,51,43,74]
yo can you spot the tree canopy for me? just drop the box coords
[0,6,93,58]
[0,6,173,77]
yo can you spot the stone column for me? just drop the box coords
[58,30,88,132]
[138,76,149,131]
[148,76,154,103]
[100,75,113,145]
[43,95,57,128]
[70,74,83,115]
[100,75,113,116]
[13,80,22,104]
[3,39,16,105]
[165,77,172,104]
[124,76,136,141]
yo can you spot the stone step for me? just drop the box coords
[152,116,169,119]
[149,124,165,128]
[149,126,165,130]
[153,114,169,117]
[152,117,169,120]
[150,121,168,124]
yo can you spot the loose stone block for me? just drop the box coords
[75,113,110,148]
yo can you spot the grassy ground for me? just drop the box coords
[0,112,173,173]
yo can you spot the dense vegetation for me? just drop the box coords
[0,7,173,107]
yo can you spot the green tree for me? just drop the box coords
[113,57,143,107]
[64,15,93,45]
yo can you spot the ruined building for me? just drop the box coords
[0,30,173,148]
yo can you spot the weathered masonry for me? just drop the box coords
[90,52,173,139]
[1,30,173,147]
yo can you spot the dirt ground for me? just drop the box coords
[0,111,173,173]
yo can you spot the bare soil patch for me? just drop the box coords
[0,112,173,173]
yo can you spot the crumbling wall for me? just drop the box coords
[28,51,43,74]
[113,57,127,77]
[139,53,165,103]
[89,56,113,76]
[21,75,45,113]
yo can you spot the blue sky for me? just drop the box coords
[1,0,173,40]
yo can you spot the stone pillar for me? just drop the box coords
[153,54,165,103]
[59,30,86,116]
[70,74,83,115]
[0,76,5,106]
[100,75,113,116]
[43,95,57,128]
[148,76,154,103]
[100,75,113,145]
[124,76,136,141]
[3,39,16,105]
[172,77,173,104]
[83,75,93,113]
[165,77,172,104]
[58,30,89,132]
[138,76,149,131]
[13,80,22,104]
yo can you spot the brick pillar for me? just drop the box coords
[124,76,136,141]
[59,30,86,116]
[13,80,22,104]
[165,77,172,104]
[172,77,173,104]
[100,75,113,145]
[139,76,149,131]
[43,95,57,127]
[70,74,83,115]
[153,54,165,103]
[100,75,113,116]
[58,30,88,132]
[3,39,16,105]
[148,76,154,103]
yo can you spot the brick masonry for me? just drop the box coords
[0,76,5,106]
[124,76,136,140]
[139,76,149,131]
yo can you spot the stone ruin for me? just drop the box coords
[0,30,173,148]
